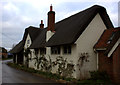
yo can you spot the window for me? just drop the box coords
[27,40,30,44]
[40,48,46,54]
[107,32,116,44]
[63,45,71,54]
[51,46,60,54]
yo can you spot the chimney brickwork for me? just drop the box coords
[47,5,55,31]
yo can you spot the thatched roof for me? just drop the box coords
[9,40,24,53]
[10,26,42,53]
[46,5,113,46]
[29,28,47,49]
[10,5,114,52]
[22,26,42,42]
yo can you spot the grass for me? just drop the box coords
[7,62,114,85]
[77,79,113,85]
[7,63,73,82]
[2,57,13,60]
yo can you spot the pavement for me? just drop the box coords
[2,60,65,85]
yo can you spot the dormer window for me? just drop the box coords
[107,40,111,44]
[107,32,116,44]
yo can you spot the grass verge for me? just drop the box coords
[7,62,114,85]
[2,57,13,60]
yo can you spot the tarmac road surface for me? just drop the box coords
[2,60,64,85]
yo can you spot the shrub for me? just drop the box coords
[90,71,110,80]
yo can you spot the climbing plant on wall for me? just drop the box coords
[33,52,53,72]
[32,53,75,78]
[23,48,31,67]
[77,53,89,70]
[77,52,89,79]
[52,56,75,78]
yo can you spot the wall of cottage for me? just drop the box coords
[24,33,33,66]
[45,44,77,78]
[75,13,107,79]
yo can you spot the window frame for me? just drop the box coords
[27,40,30,44]
[51,46,60,54]
[40,48,46,54]
[63,45,71,54]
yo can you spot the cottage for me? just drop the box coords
[10,5,114,79]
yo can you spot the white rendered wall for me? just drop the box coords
[45,44,77,78]
[75,13,107,79]
[24,34,32,49]
[24,34,32,66]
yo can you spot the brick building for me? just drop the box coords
[94,27,120,83]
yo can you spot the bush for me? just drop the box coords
[90,71,110,80]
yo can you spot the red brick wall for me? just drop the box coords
[98,51,113,79]
[0,53,8,58]
[112,44,120,83]
[98,44,120,83]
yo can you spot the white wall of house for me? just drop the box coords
[24,35,41,69]
[46,31,54,42]
[45,44,77,78]
[24,33,33,66]
[24,34,32,49]
[28,49,36,69]
[75,13,107,79]
[46,29,77,77]
[46,31,55,56]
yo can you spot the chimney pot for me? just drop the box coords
[40,20,44,28]
[50,5,52,11]
[41,20,43,24]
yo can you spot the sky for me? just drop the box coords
[0,0,119,51]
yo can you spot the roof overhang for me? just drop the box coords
[94,48,106,52]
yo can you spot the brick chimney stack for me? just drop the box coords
[40,20,44,28]
[47,5,55,31]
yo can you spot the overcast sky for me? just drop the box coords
[0,0,119,50]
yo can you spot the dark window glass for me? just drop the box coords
[107,32,116,44]
[68,46,71,53]
[27,40,30,44]
[40,48,46,54]
[63,45,71,54]
[64,46,67,54]
[51,46,60,54]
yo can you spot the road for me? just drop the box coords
[2,60,63,84]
